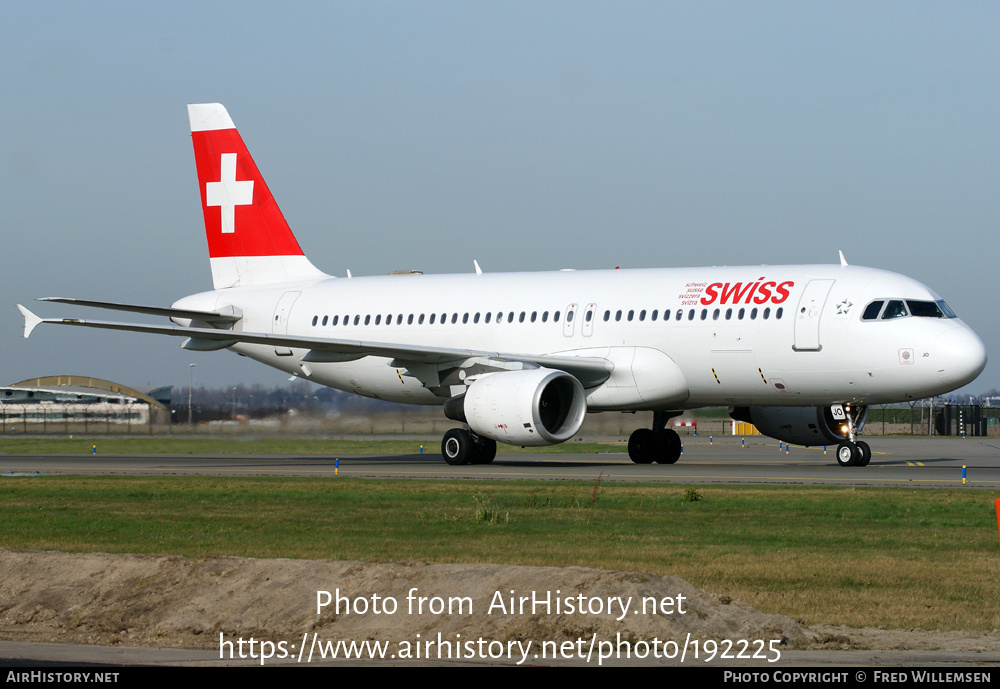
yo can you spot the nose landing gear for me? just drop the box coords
[836,440,871,467]
[833,403,871,467]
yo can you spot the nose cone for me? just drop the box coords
[935,325,987,389]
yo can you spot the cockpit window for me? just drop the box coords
[864,298,957,321]
[862,301,884,320]
[880,300,908,319]
[936,300,957,318]
[906,300,944,318]
[904,299,957,319]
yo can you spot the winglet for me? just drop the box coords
[17,304,43,339]
[839,250,848,267]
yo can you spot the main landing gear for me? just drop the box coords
[627,411,683,464]
[441,428,497,465]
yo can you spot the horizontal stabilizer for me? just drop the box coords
[16,304,43,339]
[37,298,242,324]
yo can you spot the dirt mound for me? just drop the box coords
[0,549,996,659]
[0,549,808,651]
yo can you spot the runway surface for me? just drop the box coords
[2,436,998,488]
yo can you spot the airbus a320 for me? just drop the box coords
[18,103,988,467]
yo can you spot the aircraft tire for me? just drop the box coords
[471,437,497,464]
[836,441,858,467]
[628,429,656,464]
[855,441,871,467]
[442,428,475,465]
[655,429,682,464]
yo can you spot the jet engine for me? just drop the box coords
[729,405,868,446]
[444,368,587,446]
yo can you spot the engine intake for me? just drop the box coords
[445,368,587,446]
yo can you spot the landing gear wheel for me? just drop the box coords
[442,428,475,465]
[836,442,858,467]
[655,429,682,464]
[628,429,656,464]
[471,438,497,465]
[855,441,871,467]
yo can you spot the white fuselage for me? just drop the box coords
[172,263,986,411]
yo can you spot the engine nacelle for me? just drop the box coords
[446,368,587,446]
[730,405,868,446]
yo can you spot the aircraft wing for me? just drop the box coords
[16,305,614,388]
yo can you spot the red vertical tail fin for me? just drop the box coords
[188,103,327,289]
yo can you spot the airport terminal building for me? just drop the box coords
[0,376,171,433]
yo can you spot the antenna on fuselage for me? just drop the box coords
[346,269,352,278]
[838,250,848,267]
[474,260,483,275]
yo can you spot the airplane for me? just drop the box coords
[17,103,987,468]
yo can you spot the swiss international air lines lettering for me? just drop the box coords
[679,282,706,306]
[699,278,794,306]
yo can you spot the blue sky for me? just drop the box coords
[3,2,998,393]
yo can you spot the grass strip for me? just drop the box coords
[0,475,996,631]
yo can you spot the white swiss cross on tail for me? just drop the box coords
[206,153,253,234]
[187,103,325,289]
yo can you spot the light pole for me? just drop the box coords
[188,364,196,427]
